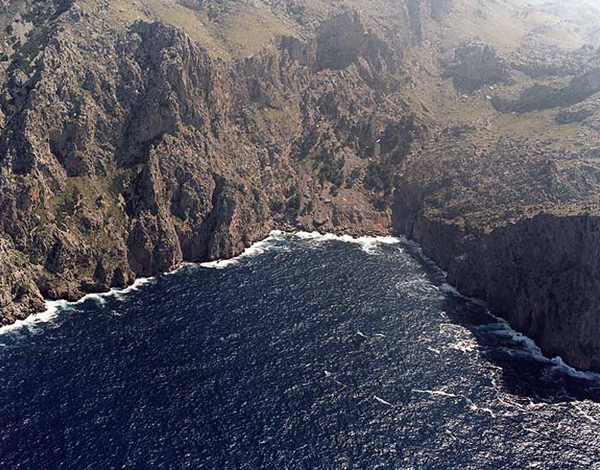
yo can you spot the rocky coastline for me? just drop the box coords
[2,0,600,371]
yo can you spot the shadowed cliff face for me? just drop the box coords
[2,0,600,371]
[393,129,600,370]
[394,204,600,371]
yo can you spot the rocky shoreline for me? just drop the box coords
[394,207,600,372]
[2,0,600,371]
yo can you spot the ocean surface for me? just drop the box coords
[1,231,600,469]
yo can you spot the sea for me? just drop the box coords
[1,231,600,469]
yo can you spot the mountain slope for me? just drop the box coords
[2,0,600,370]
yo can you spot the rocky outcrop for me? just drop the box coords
[443,42,511,94]
[493,67,600,113]
[556,105,598,125]
[512,45,600,79]
[0,2,413,324]
[0,236,44,324]
[429,0,453,21]
[403,0,453,40]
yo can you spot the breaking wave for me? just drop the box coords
[290,230,402,254]
[2,227,600,468]
[0,231,401,336]
[3,228,599,385]
[0,276,154,337]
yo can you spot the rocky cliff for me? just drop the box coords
[2,0,600,371]
[0,0,417,323]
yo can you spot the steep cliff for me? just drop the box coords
[2,0,600,371]
[395,204,600,371]
[0,0,420,323]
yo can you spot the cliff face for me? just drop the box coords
[2,0,600,371]
[0,1,422,323]
[395,205,600,371]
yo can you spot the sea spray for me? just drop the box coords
[0,276,154,336]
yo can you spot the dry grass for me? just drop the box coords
[79,0,229,56]
[434,0,527,53]
[493,109,580,148]
[80,0,299,59]
[222,5,297,57]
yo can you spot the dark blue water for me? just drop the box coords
[1,232,600,469]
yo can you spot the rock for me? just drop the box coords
[556,106,597,125]
[494,68,600,113]
[443,42,512,94]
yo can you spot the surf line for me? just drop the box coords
[0,230,402,336]
[403,236,600,384]
[0,276,154,336]
[0,233,285,336]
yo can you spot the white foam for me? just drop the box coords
[549,356,600,382]
[474,314,600,384]
[414,389,496,417]
[472,404,496,418]
[440,323,478,353]
[0,231,279,336]
[0,276,155,337]
[468,307,600,383]
[198,233,283,269]
[439,282,461,296]
[439,282,486,306]
[413,389,460,399]
[0,299,69,335]
[196,230,402,270]
[373,395,394,406]
[572,402,600,423]
[411,245,600,382]
[427,253,600,382]
[104,277,154,301]
[6,229,599,385]
[199,258,238,269]
[290,231,402,254]
[448,338,478,353]
[396,278,428,289]
[116,276,153,295]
